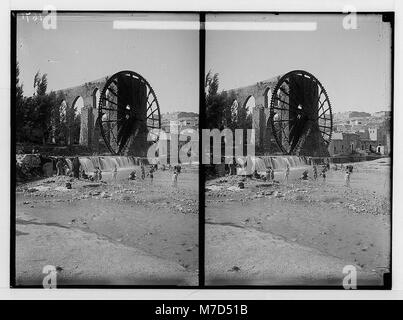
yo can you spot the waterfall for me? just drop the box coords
[79,157,96,173]
[78,156,136,173]
[252,157,267,172]
[256,155,308,172]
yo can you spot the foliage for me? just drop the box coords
[16,66,65,145]
[205,70,252,130]
[16,62,25,141]
[33,71,48,96]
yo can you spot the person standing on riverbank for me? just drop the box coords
[172,167,179,187]
[283,163,290,184]
[148,166,154,184]
[141,164,146,180]
[321,166,327,182]
[345,170,351,187]
[112,165,118,182]
[72,157,80,179]
[56,158,64,176]
[313,165,318,180]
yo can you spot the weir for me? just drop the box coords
[237,155,308,175]
[66,156,142,173]
[261,155,308,171]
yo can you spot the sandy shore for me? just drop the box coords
[15,165,199,286]
[205,158,391,286]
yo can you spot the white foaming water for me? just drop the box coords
[237,155,307,174]
[265,156,307,170]
[263,156,307,170]
[79,156,136,173]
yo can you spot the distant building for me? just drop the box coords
[330,110,391,156]
[158,111,199,164]
[369,128,380,141]
[348,111,371,118]
[161,111,199,133]
[356,129,369,140]
[329,127,390,156]
[373,111,391,118]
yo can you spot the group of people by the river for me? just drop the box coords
[297,162,354,187]
[251,160,355,188]
[128,163,157,184]
[294,162,354,187]
[127,163,181,187]
[54,157,182,187]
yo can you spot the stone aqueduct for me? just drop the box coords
[224,75,282,155]
[55,75,109,152]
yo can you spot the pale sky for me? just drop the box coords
[17,13,199,113]
[16,13,392,115]
[206,13,392,114]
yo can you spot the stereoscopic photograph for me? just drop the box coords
[12,10,393,289]
[204,13,392,287]
[13,12,199,286]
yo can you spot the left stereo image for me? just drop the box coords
[12,12,200,287]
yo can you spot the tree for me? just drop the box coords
[33,71,48,96]
[20,71,56,144]
[205,70,251,130]
[16,67,66,144]
[205,71,254,158]
[205,70,219,97]
[16,62,26,141]
[205,70,227,129]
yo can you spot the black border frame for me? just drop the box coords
[10,10,394,290]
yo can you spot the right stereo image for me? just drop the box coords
[203,13,392,288]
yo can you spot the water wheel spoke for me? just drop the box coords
[277,86,302,108]
[101,107,118,112]
[105,124,118,137]
[272,106,302,116]
[278,86,289,96]
[102,97,119,106]
[316,105,330,121]
[315,89,324,106]
[318,124,332,129]
[147,107,159,118]
[320,131,331,136]
[147,98,156,112]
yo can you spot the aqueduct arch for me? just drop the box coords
[55,75,108,152]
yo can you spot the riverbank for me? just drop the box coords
[205,158,391,286]
[15,166,199,286]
